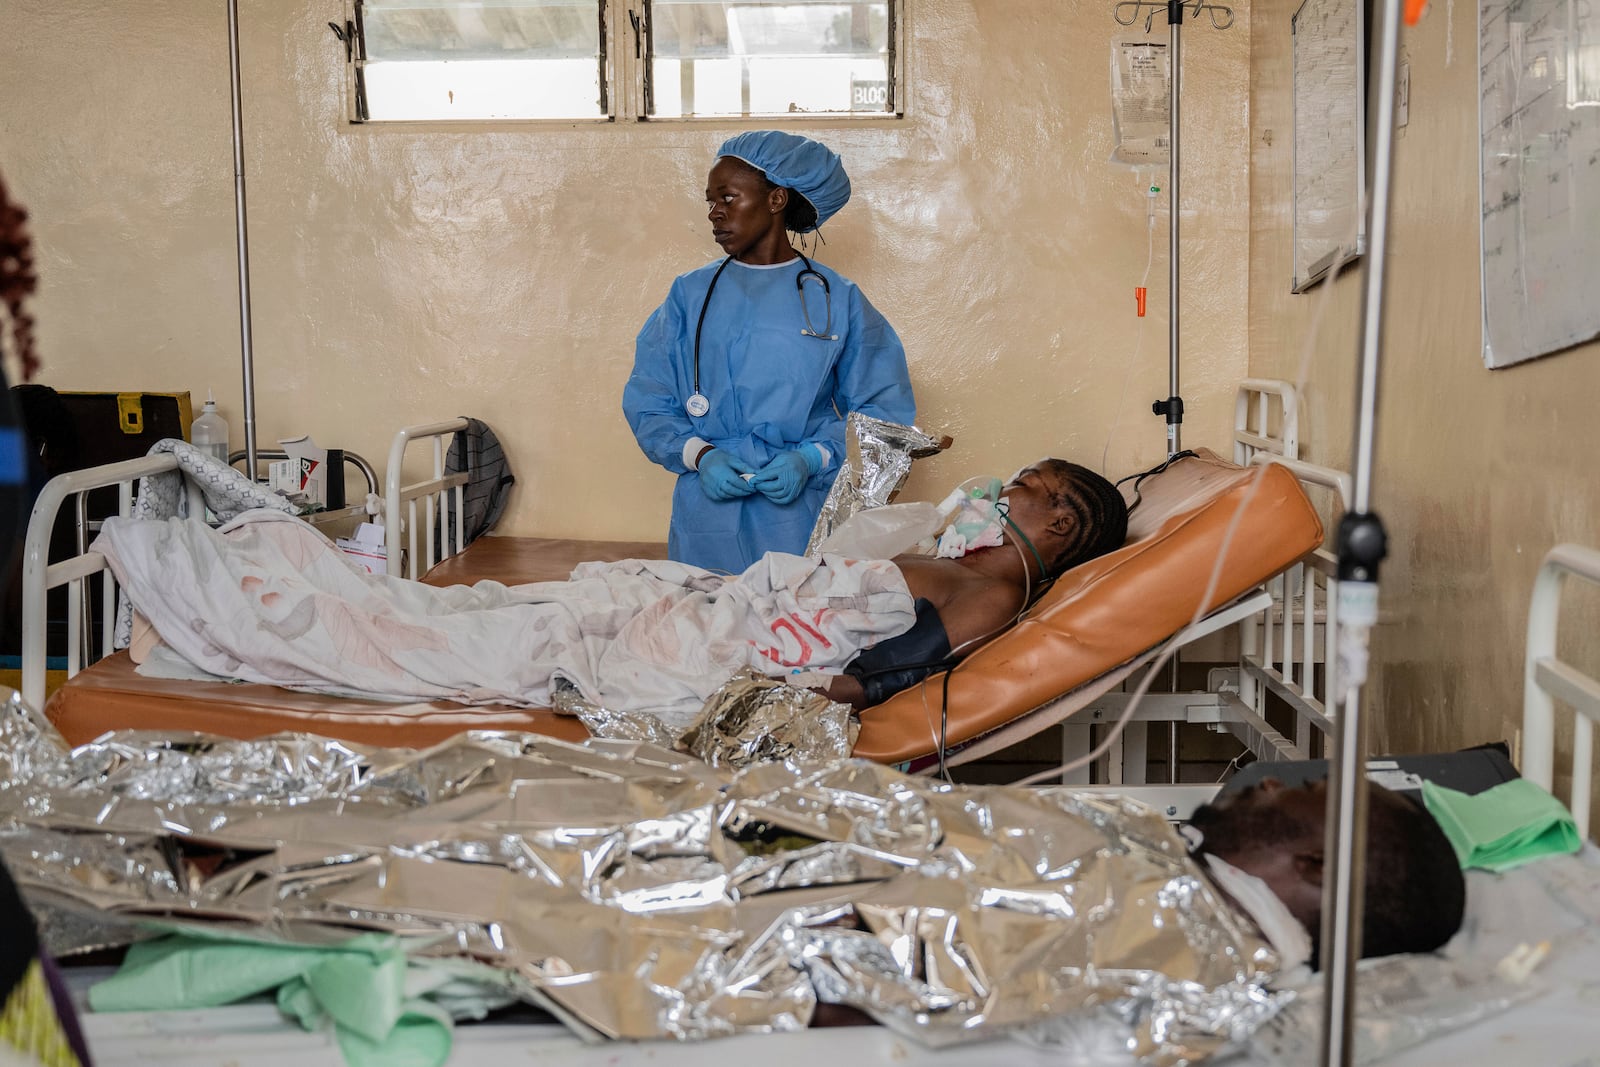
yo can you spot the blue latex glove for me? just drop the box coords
[698,449,757,501]
[751,446,823,505]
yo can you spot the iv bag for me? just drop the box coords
[1110,35,1170,168]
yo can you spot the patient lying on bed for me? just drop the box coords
[1190,775,1467,966]
[824,458,1128,707]
[95,458,1127,730]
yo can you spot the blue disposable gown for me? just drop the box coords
[624,257,916,574]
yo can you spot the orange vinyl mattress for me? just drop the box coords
[45,450,1322,763]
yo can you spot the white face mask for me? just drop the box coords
[934,477,1012,558]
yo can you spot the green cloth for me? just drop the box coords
[1422,777,1583,872]
[89,929,514,1067]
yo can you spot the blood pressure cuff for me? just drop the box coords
[843,598,952,706]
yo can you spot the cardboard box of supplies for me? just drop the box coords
[336,522,388,575]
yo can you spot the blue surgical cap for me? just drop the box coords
[716,130,851,233]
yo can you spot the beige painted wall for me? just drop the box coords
[1,0,1250,540]
[1249,0,1600,819]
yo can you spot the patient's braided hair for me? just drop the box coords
[1039,459,1129,578]
[0,174,39,381]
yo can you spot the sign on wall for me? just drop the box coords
[1479,0,1600,368]
[1291,0,1368,292]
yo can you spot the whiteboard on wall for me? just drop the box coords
[1292,0,1367,292]
[1479,0,1600,368]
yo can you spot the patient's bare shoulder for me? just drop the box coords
[891,556,1024,651]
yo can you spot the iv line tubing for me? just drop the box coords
[1013,237,1359,789]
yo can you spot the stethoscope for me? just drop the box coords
[685,251,836,419]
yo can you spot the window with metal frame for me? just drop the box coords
[334,0,612,122]
[644,1,897,118]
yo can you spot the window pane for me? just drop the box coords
[647,1,893,118]
[358,0,606,121]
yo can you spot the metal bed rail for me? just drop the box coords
[19,454,182,712]
[1524,543,1600,841]
[1236,455,1354,755]
[1233,378,1300,465]
[1062,455,1354,786]
[230,447,381,536]
[384,419,469,580]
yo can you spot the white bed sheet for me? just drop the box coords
[1374,845,1600,1067]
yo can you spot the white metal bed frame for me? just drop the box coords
[1233,377,1301,465]
[1063,380,1348,787]
[382,417,470,580]
[17,432,455,712]
[19,454,166,713]
[1524,543,1600,840]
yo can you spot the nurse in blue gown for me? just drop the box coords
[623,131,917,574]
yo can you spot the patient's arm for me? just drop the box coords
[822,672,869,707]
[828,597,951,707]
[821,560,1026,708]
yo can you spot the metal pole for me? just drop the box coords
[226,0,259,478]
[1319,0,1402,1058]
[1167,4,1182,457]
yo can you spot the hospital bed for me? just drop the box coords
[46,542,1600,1067]
[383,390,1348,773]
[21,409,1330,768]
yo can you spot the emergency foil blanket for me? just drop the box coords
[804,413,947,556]
[555,669,858,770]
[0,693,1279,1064]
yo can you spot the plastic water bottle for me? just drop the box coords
[190,391,230,466]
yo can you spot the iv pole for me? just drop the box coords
[1114,0,1234,459]
[1319,0,1403,1056]
[225,0,260,477]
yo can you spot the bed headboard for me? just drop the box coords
[19,454,180,711]
[383,419,470,580]
[1524,543,1600,840]
[1234,379,1301,464]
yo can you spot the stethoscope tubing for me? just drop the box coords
[688,252,834,418]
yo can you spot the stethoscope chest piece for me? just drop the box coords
[685,392,710,418]
[796,264,838,341]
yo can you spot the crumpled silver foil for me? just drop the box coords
[678,669,856,768]
[804,413,948,556]
[554,671,857,769]
[553,678,681,747]
[0,690,1281,1062]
